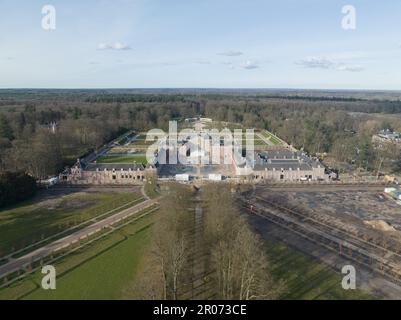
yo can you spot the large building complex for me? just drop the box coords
[60,160,157,185]
[60,119,330,185]
[234,150,328,182]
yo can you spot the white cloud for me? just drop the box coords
[241,60,259,69]
[336,64,364,72]
[97,42,131,50]
[217,50,243,57]
[296,56,364,72]
[295,56,335,69]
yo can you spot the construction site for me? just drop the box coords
[239,183,401,299]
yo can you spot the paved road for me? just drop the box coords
[0,198,158,279]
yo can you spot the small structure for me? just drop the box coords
[384,187,401,200]
[41,176,59,187]
[208,174,222,181]
[373,129,401,144]
[175,174,190,182]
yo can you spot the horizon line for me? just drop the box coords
[0,87,401,92]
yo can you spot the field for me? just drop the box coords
[96,154,148,164]
[240,137,270,146]
[0,195,375,300]
[260,130,282,145]
[267,242,373,300]
[129,134,155,146]
[0,189,142,256]
[0,211,156,300]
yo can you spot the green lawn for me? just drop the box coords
[96,154,148,164]
[26,218,154,300]
[234,136,269,146]
[0,192,142,256]
[261,130,282,145]
[128,134,156,146]
[266,242,374,300]
[0,212,156,300]
[1,213,375,300]
[241,138,269,146]
[130,140,154,146]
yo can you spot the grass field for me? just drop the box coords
[260,130,282,145]
[0,191,142,256]
[204,121,244,131]
[0,212,156,300]
[126,134,156,147]
[0,211,375,300]
[234,135,269,146]
[266,242,374,300]
[96,154,148,164]
[239,138,269,146]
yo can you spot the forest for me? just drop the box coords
[1,89,401,181]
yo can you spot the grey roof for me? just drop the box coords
[252,151,322,171]
[84,163,145,171]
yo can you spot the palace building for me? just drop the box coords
[234,150,329,182]
[60,160,157,185]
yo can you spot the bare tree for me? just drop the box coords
[204,184,285,300]
[151,184,193,299]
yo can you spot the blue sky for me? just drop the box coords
[1,0,401,89]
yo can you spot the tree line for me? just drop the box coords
[1,90,401,179]
[130,184,284,300]
[0,171,37,208]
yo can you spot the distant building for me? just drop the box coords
[208,174,222,181]
[175,174,190,182]
[40,121,58,133]
[373,129,401,143]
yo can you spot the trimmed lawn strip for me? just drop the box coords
[266,242,374,300]
[0,192,142,256]
[0,212,157,300]
[96,154,148,164]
